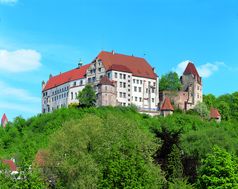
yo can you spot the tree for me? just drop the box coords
[216,101,230,121]
[77,84,96,108]
[193,102,209,120]
[203,94,216,109]
[45,114,165,188]
[167,144,183,181]
[198,146,238,189]
[159,72,182,91]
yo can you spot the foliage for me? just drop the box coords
[198,146,238,189]
[193,102,209,120]
[216,101,230,121]
[0,100,238,188]
[0,162,46,189]
[203,94,216,109]
[44,114,165,188]
[167,144,183,181]
[159,72,182,91]
[77,84,96,108]
[168,179,195,189]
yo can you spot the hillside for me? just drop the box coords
[1,106,238,188]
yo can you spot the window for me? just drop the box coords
[120,92,122,98]
[133,79,135,83]
[115,72,118,78]
[123,74,126,79]
[140,80,142,85]
[74,82,76,86]
[75,92,77,99]
[80,80,83,85]
[105,86,107,91]
[137,80,139,84]
[98,68,101,72]
[92,77,96,82]
[138,87,142,92]
[71,92,73,100]
[88,78,92,83]
[139,97,142,102]
[128,75,130,78]
[123,82,126,88]
[123,93,126,98]
[120,82,122,88]
[107,73,111,79]
[134,86,137,92]
[146,88,148,93]
[153,82,156,86]
[135,97,138,101]
[152,98,154,103]
[152,88,155,93]
[120,73,122,79]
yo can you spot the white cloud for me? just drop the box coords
[0,0,17,5]
[0,49,41,73]
[174,60,224,78]
[0,81,40,103]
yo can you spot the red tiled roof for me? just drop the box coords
[96,51,157,79]
[43,64,90,91]
[107,64,132,73]
[1,113,8,127]
[183,62,201,84]
[98,76,115,86]
[161,97,174,111]
[2,160,17,171]
[210,108,221,119]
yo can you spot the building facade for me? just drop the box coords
[42,51,159,113]
[160,62,202,111]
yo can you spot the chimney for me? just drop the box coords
[49,74,52,79]
[112,50,115,55]
[152,67,156,73]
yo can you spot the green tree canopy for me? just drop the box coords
[198,146,238,189]
[77,84,96,108]
[203,94,216,109]
[193,102,209,120]
[159,72,182,91]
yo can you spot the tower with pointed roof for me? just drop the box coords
[1,113,8,128]
[181,62,203,110]
[160,97,174,117]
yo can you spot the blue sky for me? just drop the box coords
[0,0,238,121]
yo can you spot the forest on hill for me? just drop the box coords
[0,91,238,188]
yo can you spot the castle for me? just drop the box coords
[160,62,203,111]
[42,51,159,113]
[42,51,202,113]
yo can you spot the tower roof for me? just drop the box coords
[161,97,174,111]
[96,51,157,79]
[98,76,115,86]
[183,62,201,84]
[210,108,221,119]
[1,113,8,127]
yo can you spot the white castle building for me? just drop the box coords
[42,51,159,113]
